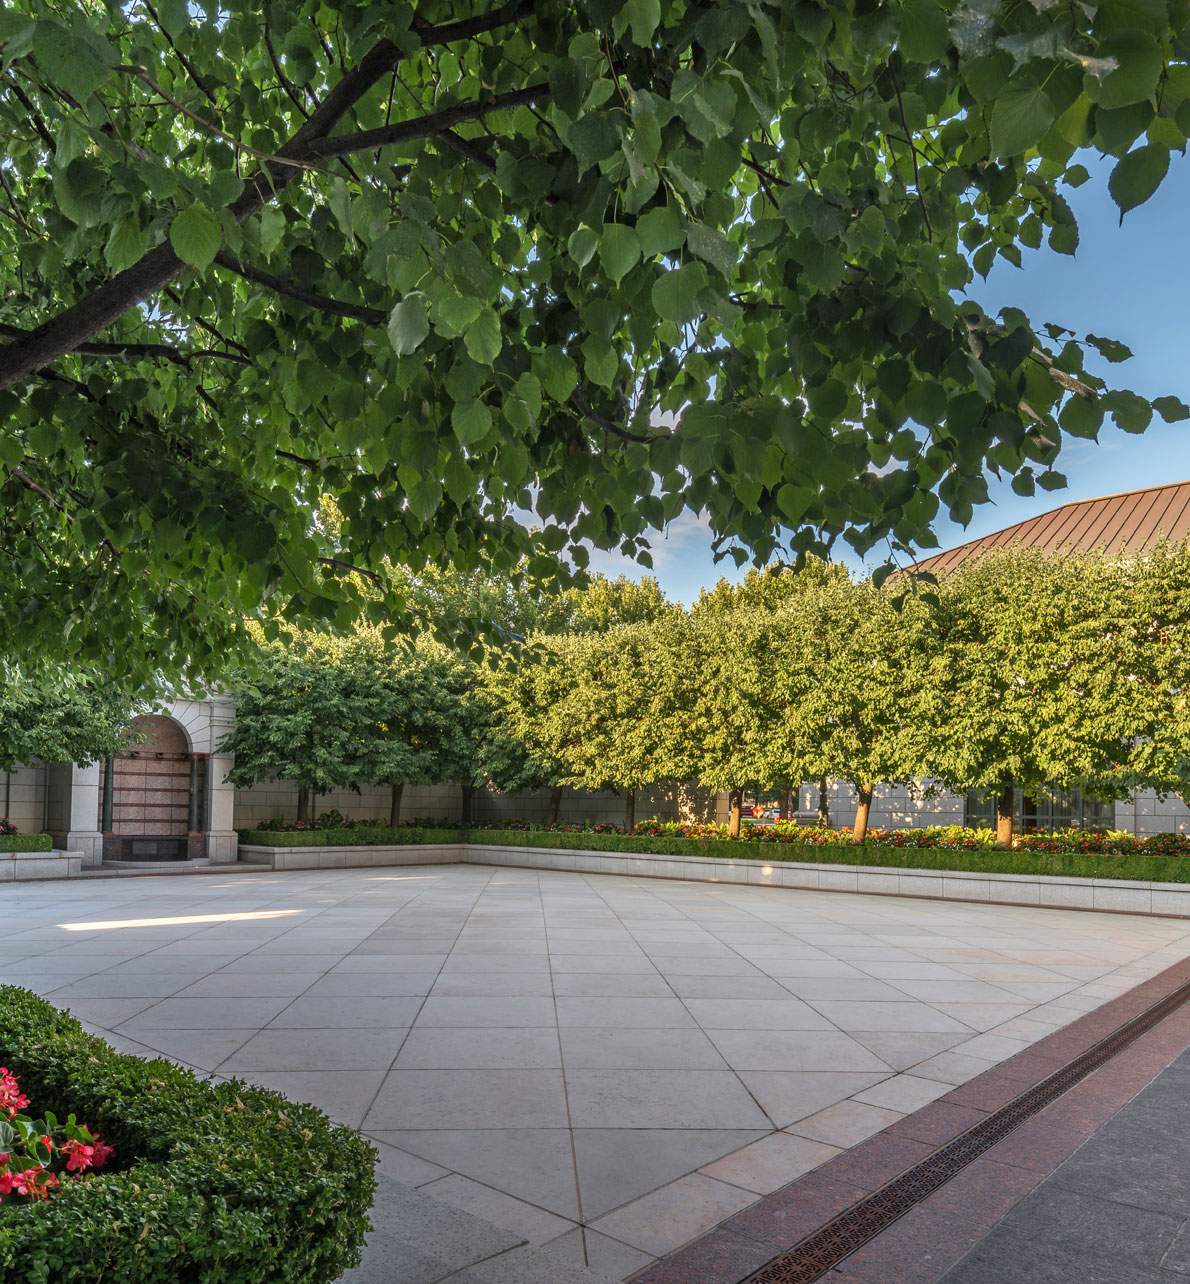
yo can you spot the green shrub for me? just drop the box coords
[0,987,377,1284]
[465,828,1190,883]
[240,825,467,848]
[0,834,52,852]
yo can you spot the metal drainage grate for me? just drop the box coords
[743,975,1190,1284]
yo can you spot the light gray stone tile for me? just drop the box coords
[563,1069,772,1129]
[365,1070,570,1130]
[395,1028,562,1070]
[559,1027,726,1070]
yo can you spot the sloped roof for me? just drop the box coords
[910,481,1190,574]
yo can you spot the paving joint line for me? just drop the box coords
[738,970,1190,1284]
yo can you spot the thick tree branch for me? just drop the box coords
[214,254,387,325]
[0,39,412,391]
[304,84,549,160]
[0,322,250,367]
[412,3,536,46]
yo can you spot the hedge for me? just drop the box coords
[464,828,1190,882]
[0,833,52,852]
[0,987,377,1284]
[240,825,467,848]
[238,825,1190,884]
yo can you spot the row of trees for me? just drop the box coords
[222,547,1190,844]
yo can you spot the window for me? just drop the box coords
[965,785,1114,833]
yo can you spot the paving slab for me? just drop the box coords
[9,864,1190,1280]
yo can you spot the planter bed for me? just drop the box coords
[0,986,376,1284]
[233,829,1190,917]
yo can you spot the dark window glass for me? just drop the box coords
[964,785,1113,833]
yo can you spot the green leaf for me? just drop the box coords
[257,208,287,255]
[452,399,493,445]
[32,14,116,98]
[1087,31,1163,110]
[636,205,685,256]
[686,223,735,278]
[582,334,618,388]
[567,113,622,173]
[1059,395,1104,439]
[899,0,950,63]
[1108,143,1169,217]
[464,308,502,364]
[169,204,222,271]
[432,294,484,337]
[549,57,586,117]
[156,0,189,39]
[990,83,1056,157]
[387,294,430,356]
[599,223,641,284]
[651,263,706,324]
[622,0,661,45]
[103,217,147,272]
[1154,396,1190,423]
[567,224,599,268]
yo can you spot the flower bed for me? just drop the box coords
[0,986,376,1284]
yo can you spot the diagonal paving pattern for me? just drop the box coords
[3,864,1190,1279]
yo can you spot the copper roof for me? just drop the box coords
[910,481,1190,574]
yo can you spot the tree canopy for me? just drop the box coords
[0,672,135,771]
[2,0,1187,681]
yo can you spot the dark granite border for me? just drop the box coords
[629,952,1190,1284]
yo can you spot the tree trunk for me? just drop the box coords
[625,787,636,833]
[297,786,310,823]
[461,783,475,825]
[389,782,404,828]
[728,784,743,838]
[853,783,874,844]
[995,774,1015,846]
[546,784,563,826]
[778,787,790,820]
[817,777,830,828]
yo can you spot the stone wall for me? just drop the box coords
[2,765,46,834]
[1112,788,1190,836]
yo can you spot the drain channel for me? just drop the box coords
[743,975,1190,1284]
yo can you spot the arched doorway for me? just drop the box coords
[99,715,209,861]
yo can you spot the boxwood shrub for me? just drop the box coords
[239,824,466,848]
[0,833,52,852]
[0,987,376,1284]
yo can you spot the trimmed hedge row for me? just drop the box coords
[239,825,466,848]
[241,825,1190,884]
[0,987,377,1284]
[466,828,1190,883]
[0,833,52,852]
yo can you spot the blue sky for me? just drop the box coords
[590,154,1190,604]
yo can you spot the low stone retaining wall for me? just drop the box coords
[235,841,1190,917]
[238,843,466,871]
[1,850,83,881]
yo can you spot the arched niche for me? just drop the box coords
[99,714,209,862]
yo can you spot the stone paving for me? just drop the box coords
[939,1045,1190,1283]
[4,864,1190,1279]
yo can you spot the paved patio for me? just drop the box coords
[4,864,1190,1279]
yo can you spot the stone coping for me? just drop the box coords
[629,952,1190,1284]
[1,850,83,881]
[232,841,1190,917]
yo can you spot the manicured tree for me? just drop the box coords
[0,673,136,771]
[3,2,1185,686]
[914,547,1147,844]
[219,646,361,822]
[1104,541,1190,807]
[779,577,930,842]
[564,574,672,633]
[535,615,691,830]
[681,606,788,837]
[341,638,459,826]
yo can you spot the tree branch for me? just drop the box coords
[889,62,933,243]
[304,84,549,161]
[214,254,387,325]
[0,322,250,367]
[570,389,654,444]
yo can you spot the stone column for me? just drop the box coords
[52,761,104,868]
